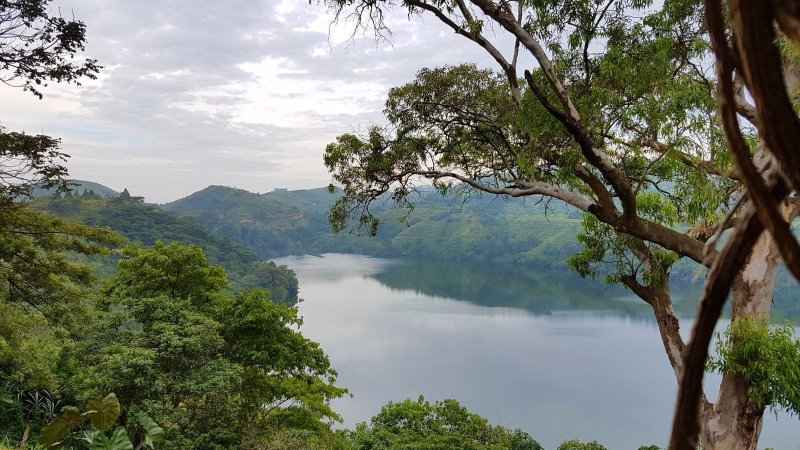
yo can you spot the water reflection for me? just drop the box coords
[274,253,799,449]
[372,257,709,319]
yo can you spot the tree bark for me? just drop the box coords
[698,201,789,449]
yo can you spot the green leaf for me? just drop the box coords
[39,406,86,448]
[90,427,134,450]
[135,412,165,448]
[86,393,122,431]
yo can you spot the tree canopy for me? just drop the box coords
[62,242,346,449]
[0,0,99,98]
[343,396,542,450]
[0,126,71,200]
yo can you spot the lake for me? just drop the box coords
[274,253,799,449]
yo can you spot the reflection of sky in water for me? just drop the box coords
[274,254,799,450]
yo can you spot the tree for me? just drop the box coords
[0,126,70,199]
[343,396,542,450]
[0,206,121,446]
[0,0,115,330]
[0,0,99,99]
[105,241,229,304]
[80,242,347,449]
[669,2,800,448]
[0,206,121,318]
[319,0,797,448]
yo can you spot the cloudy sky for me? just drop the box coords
[0,0,510,203]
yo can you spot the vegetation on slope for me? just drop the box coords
[162,185,584,269]
[38,189,298,303]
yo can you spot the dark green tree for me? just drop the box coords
[343,396,542,450]
[79,242,346,449]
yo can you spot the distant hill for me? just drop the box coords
[27,178,800,319]
[42,182,800,317]
[161,185,585,269]
[37,192,299,304]
[32,179,119,198]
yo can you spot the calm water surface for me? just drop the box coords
[274,254,799,449]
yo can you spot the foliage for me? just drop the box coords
[40,192,299,303]
[86,427,133,450]
[707,319,800,416]
[106,241,229,304]
[0,305,66,390]
[217,289,347,423]
[74,242,346,449]
[567,214,678,287]
[556,440,608,450]
[39,393,117,448]
[38,393,162,450]
[0,0,99,98]
[134,412,165,449]
[0,127,71,199]
[0,204,122,319]
[342,396,542,450]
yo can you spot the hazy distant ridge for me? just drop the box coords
[162,184,584,269]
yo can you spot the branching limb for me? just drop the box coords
[670,1,800,447]
[406,0,522,104]
[523,70,639,219]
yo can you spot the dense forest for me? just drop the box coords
[38,188,299,303]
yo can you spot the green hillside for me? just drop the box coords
[37,191,299,303]
[32,179,120,198]
[162,185,585,269]
[48,183,798,318]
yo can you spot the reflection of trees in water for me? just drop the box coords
[372,258,800,322]
[372,258,649,318]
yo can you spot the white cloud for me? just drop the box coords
[0,0,509,203]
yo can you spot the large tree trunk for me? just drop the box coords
[698,201,790,449]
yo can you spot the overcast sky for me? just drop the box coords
[0,0,511,203]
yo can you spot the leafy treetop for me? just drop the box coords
[105,241,229,304]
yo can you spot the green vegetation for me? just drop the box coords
[342,397,542,450]
[163,185,583,269]
[338,397,667,450]
[37,393,164,450]
[1,240,347,449]
[38,190,298,304]
[707,319,800,415]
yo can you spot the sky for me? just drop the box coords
[0,0,509,203]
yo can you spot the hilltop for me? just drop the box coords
[37,189,298,303]
[162,184,585,268]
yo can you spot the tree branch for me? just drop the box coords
[406,0,522,104]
